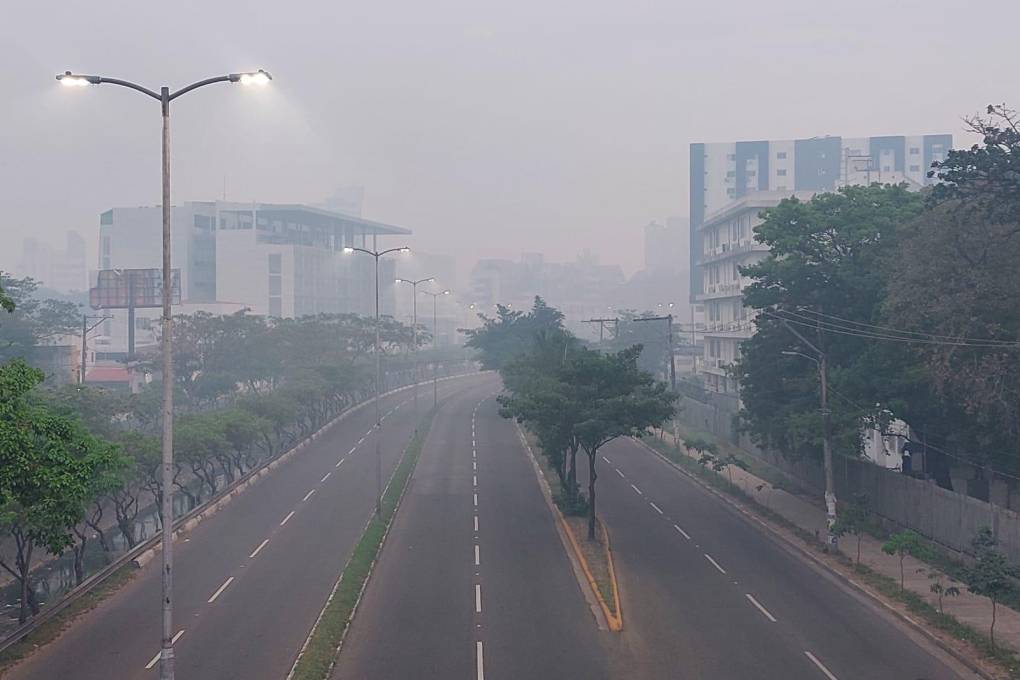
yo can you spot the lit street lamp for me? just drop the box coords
[57,67,271,680]
[395,277,435,418]
[420,289,451,407]
[344,246,410,516]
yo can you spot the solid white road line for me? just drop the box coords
[207,576,235,603]
[630,483,643,495]
[649,501,664,515]
[280,510,296,526]
[673,524,691,540]
[145,630,185,669]
[302,489,316,502]
[474,516,479,532]
[704,553,727,574]
[320,472,331,483]
[602,455,612,464]
[804,651,839,680]
[475,584,482,613]
[249,538,270,558]
[745,593,777,622]
[476,640,485,680]
[335,458,345,468]
[475,544,480,566]
[615,468,625,478]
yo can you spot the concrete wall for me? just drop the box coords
[677,393,1020,563]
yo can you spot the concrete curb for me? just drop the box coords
[631,436,994,680]
[515,424,623,632]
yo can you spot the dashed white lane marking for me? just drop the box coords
[476,640,485,680]
[615,468,625,478]
[474,544,481,566]
[745,593,777,622]
[649,501,664,515]
[804,651,839,680]
[630,483,643,495]
[473,475,478,487]
[474,515,479,532]
[320,472,331,483]
[249,538,270,558]
[473,461,477,471]
[335,458,345,468]
[704,553,727,574]
[358,437,365,445]
[473,493,478,507]
[144,630,185,669]
[602,455,612,464]
[207,576,235,603]
[302,489,316,502]
[280,511,296,526]
[348,446,357,455]
[673,524,691,540]
[475,584,482,613]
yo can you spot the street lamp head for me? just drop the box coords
[57,71,99,87]
[399,247,411,254]
[342,247,355,254]
[234,69,272,86]
[442,290,451,295]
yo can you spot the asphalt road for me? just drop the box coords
[5,373,490,680]
[333,385,610,680]
[588,435,977,680]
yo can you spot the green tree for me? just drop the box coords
[465,296,566,370]
[964,527,1018,648]
[0,359,113,622]
[882,530,927,590]
[0,274,81,365]
[922,568,960,616]
[832,492,871,566]
[735,185,924,464]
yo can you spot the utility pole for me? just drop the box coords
[781,320,837,546]
[582,317,618,344]
[79,314,111,384]
[420,289,450,408]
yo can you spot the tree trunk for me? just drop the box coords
[856,534,861,566]
[567,445,579,501]
[587,451,598,541]
[71,525,87,586]
[991,599,997,648]
[899,554,905,589]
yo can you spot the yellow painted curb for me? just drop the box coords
[558,513,623,631]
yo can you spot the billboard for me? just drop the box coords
[90,268,181,309]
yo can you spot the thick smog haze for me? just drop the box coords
[1,0,1014,278]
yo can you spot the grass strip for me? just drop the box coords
[641,434,1020,679]
[0,562,138,675]
[289,408,436,680]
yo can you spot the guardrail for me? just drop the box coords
[0,366,482,656]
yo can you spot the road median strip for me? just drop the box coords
[515,424,623,632]
[286,406,437,680]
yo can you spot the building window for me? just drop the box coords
[726,188,736,198]
[776,185,787,191]
[268,253,282,274]
[709,338,720,357]
[777,169,787,176]
[909,147,920,155]
[776,151,787,159]
[726,170,736,177]
[883,166,891,172]
[909,164,921,172]
[726,154,736,161]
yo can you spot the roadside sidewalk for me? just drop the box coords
[655,430,1020,654]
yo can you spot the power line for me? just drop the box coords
[788,307,1020,347]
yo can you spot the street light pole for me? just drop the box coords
[58,68,272,680]
[344,246,410,516]
[420,289,450,408]
[396,277,434,421]
[781,326,837,546]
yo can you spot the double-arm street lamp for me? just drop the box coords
[57,67,271,680]
[419,289,451,407]
[395,277,435,417]
[343,246,410,516]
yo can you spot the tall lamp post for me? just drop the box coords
[344,246,410,516]
[395,277,434,419]
[420,289,450,407]
[57,67,272,680]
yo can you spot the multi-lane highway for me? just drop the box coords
[6,373,492,680]
[9,373,978,680]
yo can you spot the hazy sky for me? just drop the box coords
[2,0,1017,280]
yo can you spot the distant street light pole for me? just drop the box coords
[634,314,676,391]
[420,289,451,407]
[781,331,837,546]
[395,277,434,419]
[79,314,112,385]
[57,67,272,680]
[344,246,410,516]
